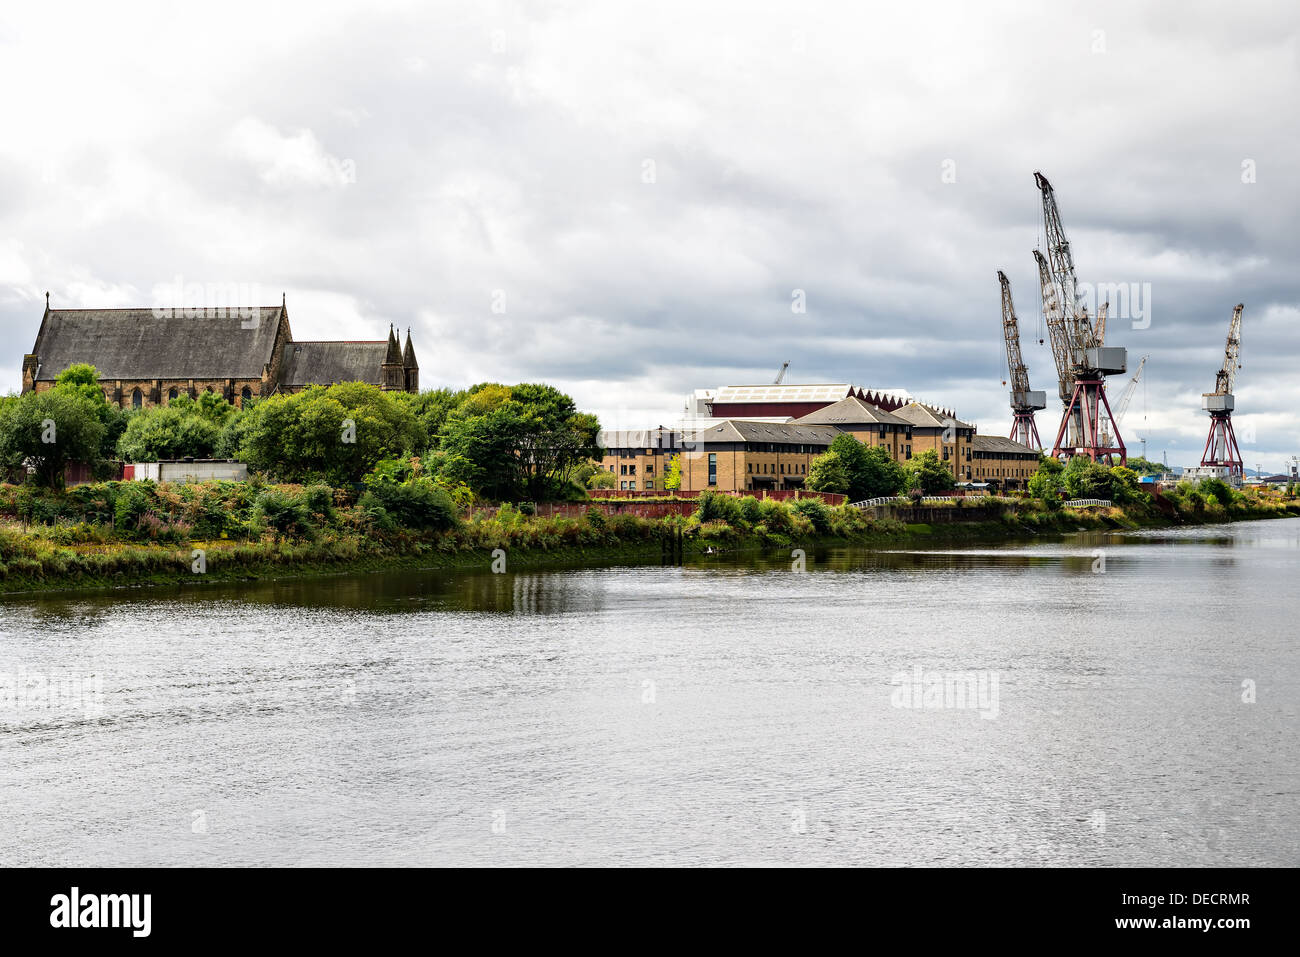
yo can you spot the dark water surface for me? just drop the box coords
[2,518,1297,866]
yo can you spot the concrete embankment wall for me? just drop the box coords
[866,505,1005,524]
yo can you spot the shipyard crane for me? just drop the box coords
[1095,299,1109,347]
[1034,249,1074,402]
[1100,353,1147,448]
[1034,171,1127,464]
[1200,304,1245,482]
[998,270,1045,448]
[1113,354,1148,427]
[774,361,789,384]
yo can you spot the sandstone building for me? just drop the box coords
[21,296,419,408]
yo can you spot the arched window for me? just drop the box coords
[241,386,252,403]
[131,388,143,409]
[205,386,214,394]
[168,387,178,402]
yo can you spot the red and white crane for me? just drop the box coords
[1201,304,1245,482]
[1033,171,1127,465]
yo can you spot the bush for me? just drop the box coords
[253,490,313,539]
[358,477,459,532]
[738,495,762,524]
[790,497,831,533]
[114,483,153,531]
[695,489,742,525]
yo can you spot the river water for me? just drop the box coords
[2,518,1297,866]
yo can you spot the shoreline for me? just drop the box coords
[4,504,1295,599]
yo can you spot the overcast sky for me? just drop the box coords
[2,1,1298,469]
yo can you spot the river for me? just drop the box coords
[2,518,1297,866]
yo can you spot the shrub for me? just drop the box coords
[114,483,154,531]
[695,489,742,525]
[358,478,458,532]
[253,490,313,539]
[790,496,831,533]
[738,495,762,524]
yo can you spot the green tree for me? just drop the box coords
[825,434,907,499]
[904,449,956,495]
[1028,457,1065,508]
[1063,456,1113,499]
[1109,465,1148,506]
[587,468,616,489]
[395,388,464,453]
[235,383,426,485]
[1124,456,1166,477]
[0,388,106,488]
[430,383,601,501]
[117,406,221,461]
[664,453,683,491]
[807,451,850,495]
[54,363,127,465]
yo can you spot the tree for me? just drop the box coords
[824,434,907,499]
[664,453,682,491]
[0,389,106,488]
[807,451,850,495]
[117,406,221,461]
[587,468,616,489]
[904,449,955,495]
[429,383,601,501]
[1109,465,1148,506]
[1124,456,1166,477]
[1063,456,1113,499]
[234,383,426,485]
[1028,457,1065,508]
[54,364,127,466]
[394,387,464,454]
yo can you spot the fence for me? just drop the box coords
[1064,499,1113,508]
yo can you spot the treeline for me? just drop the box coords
[804,434,956,499]
[0,365,601,503]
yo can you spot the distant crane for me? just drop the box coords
[1200,304,1245,482]
[1034,171,1127,465]
[1113,354,1148,427]
[774,361,789,384]
[997,270,1045,448]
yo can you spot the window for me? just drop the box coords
[747,463,752,473]
[241,386,252,403]
[620,465,628,475]
[629,465,636,474]
[646,465,654,474]
[943,447,950,460]
[905,445,912,459]
[131,388,142,409]
[168,387,178,401]
[644,480,653,489]
[708,453,717,486]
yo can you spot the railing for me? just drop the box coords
[1064,498,1113,508]
[850,494,1024,509]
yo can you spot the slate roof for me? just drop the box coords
[30,306,286,381]
[891,402,974,430]
[280,341,388,388]
[688,420,839,445]
[972,434,1039,455]
[792,395,910,427]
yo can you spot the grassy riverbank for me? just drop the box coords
[1,480,1297,594]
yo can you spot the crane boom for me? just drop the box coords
[1095,299,1108,347]
[1114,354,1147,426]
[998,270,1032,395]
[1212,304,1244,395]
[1034,249,1074,400]
[1035,170,1096,365]
[774,361,789,385]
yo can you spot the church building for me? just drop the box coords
[20,295,419,408]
